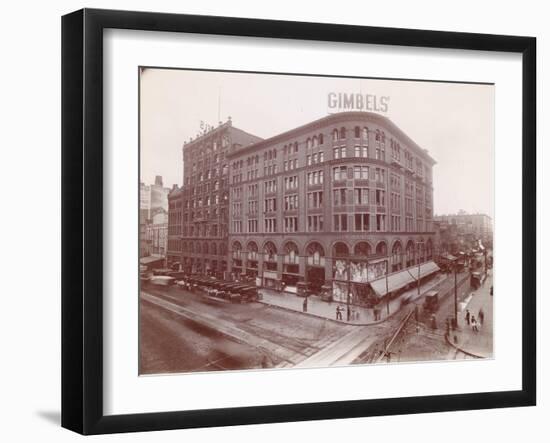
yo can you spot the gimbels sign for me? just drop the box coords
[328,92,390,113]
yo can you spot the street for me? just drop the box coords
[140,285,397,374]
[140,269,492,374]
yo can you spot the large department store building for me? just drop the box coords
[226,111,438,305]
[166,119,263,276]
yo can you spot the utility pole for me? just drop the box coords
[385,262,390,316]
[454,258,458,328]
[417,241,424,299]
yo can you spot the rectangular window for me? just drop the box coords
[307,191,323,208]
[354,213,370,231]
[353,165,369,179]
[333,166,347,181]
[248,219,258,233]
[333,214,348,231]
[354,146,368,158]
[376,214,386,231]
[284,194,299,210]
[284,175,298,190]
[284,216,298,233]
[307,215,324,232]
[264,218,277,233]
[333,188,347,206]
[376,189,386,206]
[354,188,369,205]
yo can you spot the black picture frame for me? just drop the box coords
[61,8,536,435]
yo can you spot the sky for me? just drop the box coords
[140,68,494,218]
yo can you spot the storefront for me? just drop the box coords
[306,242,325,294]
[262,270,279,289]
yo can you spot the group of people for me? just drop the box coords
[335,305,362,321]
[465,308,485,333]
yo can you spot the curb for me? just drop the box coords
[255,298,403,326]
[444,332,485,359]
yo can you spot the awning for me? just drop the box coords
[414,261,441,280]
[370,270,415,297]
[440,253,457,261]
[140,255,164,265]
[369,261,440,297]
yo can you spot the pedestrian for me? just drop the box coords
[478,308,485,326]
[347,305,351,321]
[471,316,479,332]
[336,305,342,321]
[465,309,471,326]
[303,297,308,313]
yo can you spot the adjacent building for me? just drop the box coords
[140,176,170,259]
[226,111,438,305]
[434,212,493,252]
[166,118,263,277]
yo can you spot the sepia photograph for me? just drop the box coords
[138,67,494,375]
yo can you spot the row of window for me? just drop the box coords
[230,214,431,233]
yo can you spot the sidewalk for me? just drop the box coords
[258,272,448,326]
[447,272,493,358]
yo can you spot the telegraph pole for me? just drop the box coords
[416,240,424,299]
[454,259,458,327]
[385,263,390,316]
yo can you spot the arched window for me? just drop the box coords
[232,241,242,259]
[339,127,347,140]
[283,242,299,264]
[312,136,318,147]
[405,240,415,267]
[391,241,403,271]
[319,133,324,145]
[375,241,388,257]
[362,127,369,144]
[426,239,433,260]
[332,129,339,141]
[354,242,372,257]
[307,242,325,266]
[354,126,361,138]
[263,241,277,261]
[247,241,258,260]
[211,242,217,255]
[332,242,350,258]
[306,138,312,149]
